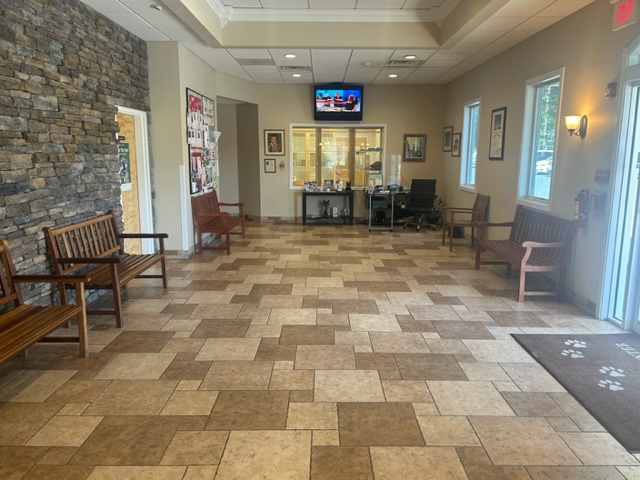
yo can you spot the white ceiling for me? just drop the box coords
[78,0,597,85]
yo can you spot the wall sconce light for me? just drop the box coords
[564,115,588,138]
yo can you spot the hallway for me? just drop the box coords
[0,222,637,479]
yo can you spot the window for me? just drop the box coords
[460,100,480,189]
[519,69,562,206]
[291,126,383,189]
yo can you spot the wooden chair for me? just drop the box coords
[441,193,490,251]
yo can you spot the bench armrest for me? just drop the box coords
[219,202,244,208]
[13,274,91,284]
[119,233,168,239]
[522,240,565,249]
[54,257,121,264]
[444,208,473,222]
[196,212,230,218]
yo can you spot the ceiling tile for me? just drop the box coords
[354,0,406,9]
[227,49,272,59]
[269,49,312,66]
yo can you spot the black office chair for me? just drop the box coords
[399,179,438,231]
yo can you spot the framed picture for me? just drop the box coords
[403,134,426,162]
[489,106,507,160]
[442,126,453,152]
[264,129,285,156]
[451,133,461,157]
[264,158,276,173]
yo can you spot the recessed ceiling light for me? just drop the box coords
[389,74,398,78]
[284,54,296,59]
[404,54,416,59]
[292,73,301,77]
[150,4,163,11]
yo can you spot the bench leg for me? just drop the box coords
[441,224,446,246]
[195,232,202,255]
[77,313,89,358]
[225,233,231,255]
[161,257,168,289]
[449,224,454,251]
[518,269,526,302]
[475,246,482,270]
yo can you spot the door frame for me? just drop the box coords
[117,106,154,254]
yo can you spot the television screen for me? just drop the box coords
[314,84,363,121]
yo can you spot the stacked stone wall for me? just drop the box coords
[0,0,150,298]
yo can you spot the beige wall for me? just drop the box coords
[442,1,639,310]
[217,104,240,203]
[237,104,261,218]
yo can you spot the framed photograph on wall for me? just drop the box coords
[451,133,461,157]
[403,134,426,162]
[442,126,453,152]
[489,106,507,160]
[264,158,276,173]
[265,129,285,156]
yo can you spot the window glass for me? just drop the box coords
[460,101,479,188]
[292,128,316,187]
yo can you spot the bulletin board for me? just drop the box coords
[186,88,219,194]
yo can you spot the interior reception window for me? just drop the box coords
[291,126,384,189]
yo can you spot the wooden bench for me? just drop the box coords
[44,211,168,328]
[475,205,575,302]
[191,190,245,255]
[0,239,89,362]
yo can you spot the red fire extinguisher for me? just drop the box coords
[574,189,589,228]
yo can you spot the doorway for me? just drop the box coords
[116,107,154,254]
[601,38,640,332]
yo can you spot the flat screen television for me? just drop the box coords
[313,84,363,121]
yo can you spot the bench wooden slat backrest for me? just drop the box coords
[44,212,123,274]
[0,241,21,309]
[191,190,221,228]
[509,205,575,262]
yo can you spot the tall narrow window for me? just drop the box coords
[519,69,562,206]
[460,100,480,189]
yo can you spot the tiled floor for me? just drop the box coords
[1,221,639,479]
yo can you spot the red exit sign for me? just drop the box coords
[612,0,638,31]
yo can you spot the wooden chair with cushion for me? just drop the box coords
[441,193,490,251]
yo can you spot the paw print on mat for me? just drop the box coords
[564,339,587,349]
[599,366,625,377]
[598,379,624,391]
[561,349,584,359]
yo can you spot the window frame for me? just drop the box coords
[459,98,481,192]
[517,67,564,211]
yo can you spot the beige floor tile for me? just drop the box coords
[160,319,202,332]
[190,303,242,318]
[470,416,580,465]
[267,309,317,325]
[408,305,461,320]
[370,332,430,353]
[349,314,402,332]
[94,353,176,380]
[46,380,111,404]
[195,338,260,361]
[428,381,515,416]
[385,292,435,305]
[312,430,340,446]
[318,287,359,300]
[425,339,470,354]
[559,432,639,465]
[287,402,337,429]
[83,380,177,416]
[314,370,384,402]
[370,446,467,479]
[123,299,173,314]
[160,431,227,465]
[295,345,355,370]
[417,416,480,446]
[462,339,536,363]
[617,466,640,479]
[160,391,218,415]
[500,362,566,392]
[200,360,273,390]
[26,416,103,447]
[334,331,371,346]
[185,291,236,304]
[87,466,187,479]
[245,325,283,337]
[459,362,511,382]
[258,295,304,309]
[382,380,432,402]
[0,370,76,403]
[160,338,206,353]
[269,369,314,390]
[215,430,311,480]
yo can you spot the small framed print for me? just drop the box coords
[264,129,285,156]
[489,107,507,160]
[451,133,461,157]
[264,158,276,173]
[403,134,426,162]
[442,126,453,152]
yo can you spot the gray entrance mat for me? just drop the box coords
[512,333,640,453]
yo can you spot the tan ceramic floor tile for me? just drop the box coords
[190,303,242,319]
[287,402,337,429]
[382,380,433,402]
[160,319,202,332]
[160,338,206,353]
[462,339,536,363]
[258,295,304,309]
[558,432,639,465]
[458,362,511,382]
[160,391,218,415]
[195,338,260,361]
[407,305,461,321]
[470,416,580,465]
[0,370,76,403]
[417,416,480,446]
[26,416,103,447]
[93,353,176,380]
[349,314,402,332]
[369,332,430,354]
[83,380,177,416]
[160,431,227,465]
[0,402,61,445]
[200,360,272,390]
[46,380,110,404]
[317,287,359,300]
[312,430,340,446]
[370,446,468,479]
[268,369,314,390]
[267,309,317,325]
[123,299,173,314]
[295,345,355,370]
[314,370,384,402]
[215,430,311,480]
[428,381,515,416]
[500,362,566,392]
[87,466,187,479]
[185,291,236,304]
